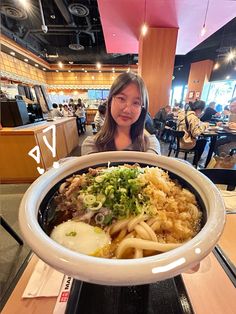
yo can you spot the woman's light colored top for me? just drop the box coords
[81,134,161,156]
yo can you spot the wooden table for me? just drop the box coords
[2,248,236,314]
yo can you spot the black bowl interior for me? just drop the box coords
[38,162,207,237]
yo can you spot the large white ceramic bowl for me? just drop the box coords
[19,151,225,286]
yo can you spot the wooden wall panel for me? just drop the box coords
[139,27,178,117]
[186,60,213,102]
[0,51,47,83]
[46,72,119,86]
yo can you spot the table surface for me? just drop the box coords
[2,249,236,314]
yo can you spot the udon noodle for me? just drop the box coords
[49,164,202,259]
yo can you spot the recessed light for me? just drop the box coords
[213,63,220,70]
[56,70,59,72]
[82,68,85,71]
[43,68,46,71]
[24,58,28,62]
[68,70,71,72]
[84,70,87,73]
[96,62,101,69]
[35,64,39,67]
[69,61,74,64]
[99,70,101,73]
[226,75,230,79]
[10,51,15,56]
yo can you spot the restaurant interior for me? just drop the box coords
[0,1,236,313]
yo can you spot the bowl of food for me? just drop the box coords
[19,151,225,285]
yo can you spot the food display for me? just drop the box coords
[50,164,202,259]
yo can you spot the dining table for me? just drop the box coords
[202,127,236,167]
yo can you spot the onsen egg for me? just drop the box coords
[50,221,111,255]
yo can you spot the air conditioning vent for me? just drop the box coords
[68,43,85,51]
[68,3,89,17]
[0,4,28,20]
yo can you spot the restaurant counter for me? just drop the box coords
[86,108,97,125]
[0,117,79,183]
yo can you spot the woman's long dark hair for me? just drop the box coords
[95,72,149,151]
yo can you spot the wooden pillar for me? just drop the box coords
[138,27,178,117]
[186,60,213,102]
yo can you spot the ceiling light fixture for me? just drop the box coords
[35,64,39,67]
[96,62,101,69]
[69,61,74,64]
[200,0,210,37]
[213,62,220,70]
[43,68,46,71]
[226,75,230,80]
[225,50,236,62]
[56,70,59,72]
[24,58,28,62]
[141,0,148,36]
[46,53,59,58]
[19,0,29,9]
[58,61,63,68]
[10,51,15,56]
[99,70,101,73]
[68,70,71,72]
[84,70,87,73]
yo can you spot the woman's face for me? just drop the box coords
[110,83,142,128]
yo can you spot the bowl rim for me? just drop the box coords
[19,151,225,284]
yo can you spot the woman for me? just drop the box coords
[177,100,209,166]
[94,103,106,131]
[82,72,160,155]
[75,103,86,134]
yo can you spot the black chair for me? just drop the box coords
[0,216,23,245]
[199,169,236,191]
[168,129,198,164]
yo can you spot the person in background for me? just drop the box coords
[58,103,63,113]
[50,103,63,118]
[153,105,172,138]
[63,104,73,117]
[75,103,86,133]
[94,103,107,131]
[222,105,230,119]
[228,98,236,124]
[145,112,158,136]
[82,72,161,155]
[177,100,209,166]
[214,98,236,155]
[200,101,220,122]
[78,98,85,108]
